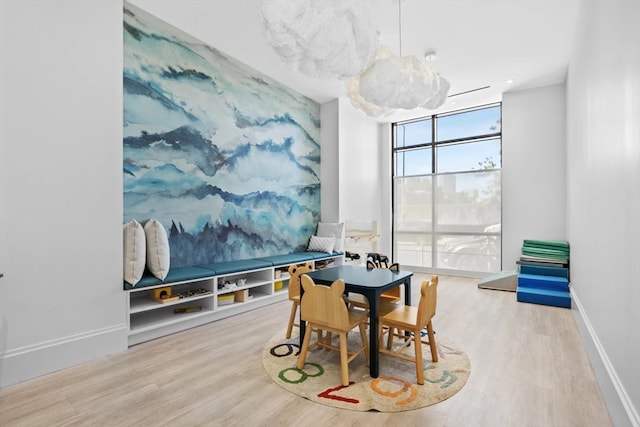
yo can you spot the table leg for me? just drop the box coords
[403,277,412,340]
[368,293,379,378]
[404,277,411,306]
[299,300,305,347]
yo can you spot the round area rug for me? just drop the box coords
[262,329,471,412]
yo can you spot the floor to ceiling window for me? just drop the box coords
[392,103,502,275]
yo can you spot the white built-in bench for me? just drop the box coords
[125,251,343,345]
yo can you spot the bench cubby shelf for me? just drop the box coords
[126,253,343,346]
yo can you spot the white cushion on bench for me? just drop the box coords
[317,222,345,251]
[123,220,146,286]
[307,235,335,254]
[145,219,170,280]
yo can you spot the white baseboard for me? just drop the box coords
[571,289,640,427]
[0,324,128,389]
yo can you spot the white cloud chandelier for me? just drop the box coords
[261,0,449,117]
[261,0,378,80]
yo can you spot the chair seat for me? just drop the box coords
[344,293,368,309]
[348,309,369,327]
[379,305,419,329]
[378,300,400,316]
[345,292,401,309]
[382,294,402,304]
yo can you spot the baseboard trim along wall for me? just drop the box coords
[0,324,127,388]
[571,289,640,427]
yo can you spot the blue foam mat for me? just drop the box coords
[517,285,571,308]
[518,273,569,292]
[519,264,569,279]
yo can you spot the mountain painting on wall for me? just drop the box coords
[123,2,321,267]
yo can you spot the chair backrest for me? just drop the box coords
[369,261,401,298]
[368,260,400,272]
[300,275,350,329]
[416,275,438,328]
[287,262,314,300]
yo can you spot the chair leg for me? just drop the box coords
[358,322,370,366]
[426,321,438,362]
[296,322,314,369]
[309,328,322,349]
[386,326,395,349]
[286,301,299,339]
[413,327,424,385]
[339,332,349,386]
[316,331,332,349]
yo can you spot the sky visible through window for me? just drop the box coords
[395,104,501,176]
[437,105,501,141]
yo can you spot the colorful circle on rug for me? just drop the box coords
[262,330,471,412]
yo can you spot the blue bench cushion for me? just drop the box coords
[124,252,344,290]
[257,253,316,267]
[258,251,343,266]
[124,266,216,290]
[308,250,343,259]
[201,259,273,275]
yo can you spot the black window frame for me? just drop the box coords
[391,102,503,273]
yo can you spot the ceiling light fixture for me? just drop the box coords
[347,0,450,116]
[425,51,437,62]
[261,0,450,117]
[261,0,377,80]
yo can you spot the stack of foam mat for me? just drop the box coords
[516,240,571,308]
[519,239,570,268]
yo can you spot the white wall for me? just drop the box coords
[502,85,567,269]
[320,99,340,223]
[378,123,393,257]
[337,100,385,251]
[566,1,640,426]
[0,1,126,387]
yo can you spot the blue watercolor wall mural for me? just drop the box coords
[123,2,321,267]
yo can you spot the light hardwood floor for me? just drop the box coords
[0,274,613,427]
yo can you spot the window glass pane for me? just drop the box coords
[395,232,432,267]
[393,176,433,231]
[395,147,432,176]
[435,170,501,232]
[393,176,434,269]
[393,173,433,267]
[436,233,500,273]
[436,105,501,141]
[437,138,501,173]
[395,119,432,148]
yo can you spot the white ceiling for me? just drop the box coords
[127,0,581,122]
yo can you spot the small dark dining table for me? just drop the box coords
[301,264,412,378]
